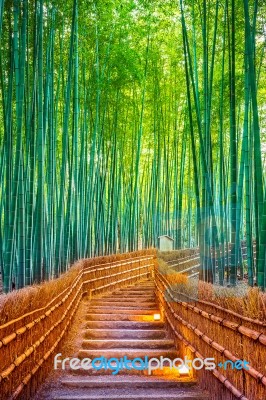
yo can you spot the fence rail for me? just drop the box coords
[166,243,257,281]
[155,268,266,400]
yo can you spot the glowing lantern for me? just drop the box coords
[178,365,190,375]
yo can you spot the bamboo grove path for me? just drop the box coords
[0,251,265,400]
[33,281,209,400]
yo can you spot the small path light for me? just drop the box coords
[153,313,161,321]
[178,365,190,375]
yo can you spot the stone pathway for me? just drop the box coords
[34,281,209,400]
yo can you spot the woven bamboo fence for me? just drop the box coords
[155,269,266,400]
[0,249,156,400]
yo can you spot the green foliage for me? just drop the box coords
[0,0,265,291]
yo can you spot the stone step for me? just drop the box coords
[121,285,155,288]
[111,291,155,296]
[86,308,158,315]
[85,320,165,330]
[78,348,178,359]
[84,329,166,340]
[88,303,158,311]
[88,296,157,307]
[130,283,155,286]
[101,290,156,299]
[81,339,174,350]
[134,286,155,289]
[117,283,154,286]
[52,388,209,400]
[86,313,159,322]
[112,287,156,295]
[107,297,155,301]
[90,299,156,304]
[62,361,172,376]
[111,288,155,293]
[60,376,196,389]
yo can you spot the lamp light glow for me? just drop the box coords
[178,365,190,375]
[153,313,161,321]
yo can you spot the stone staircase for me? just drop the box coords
[37,281,209,400]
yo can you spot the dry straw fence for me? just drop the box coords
[155,267,266,400]
[0,249,156,400]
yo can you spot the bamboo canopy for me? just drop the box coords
[0,0,265,292]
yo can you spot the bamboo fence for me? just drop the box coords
[155,268,266,400]
[0,249,156,400]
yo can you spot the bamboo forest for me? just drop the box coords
[0,0,265,293]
